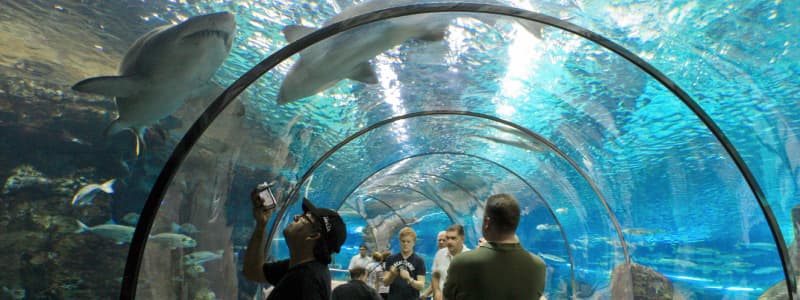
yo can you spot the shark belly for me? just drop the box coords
[278,20,433,103]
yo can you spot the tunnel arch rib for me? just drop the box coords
[121,3,793,299]
[337,150,580,293]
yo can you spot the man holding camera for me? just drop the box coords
[243,183,347,300]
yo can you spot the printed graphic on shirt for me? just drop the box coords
[390,259,416,273]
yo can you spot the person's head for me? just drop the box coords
[359,243,367,257]
[445,224,466,254]
[372,251,383,262]
[349,266,367,281]
[436,230,447,249]
[482,193,521,241]
[381,250,391,261]
[398,227,417,255]
[283,198,347,264]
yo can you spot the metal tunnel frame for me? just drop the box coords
[278,111,628,268]
[340,171,484,225]
[353,184,457,222]
[120,3,795,299]
[337,150,581,294]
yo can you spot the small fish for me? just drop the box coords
[71,179,115,206]
[753,267,782,275]
[736,242,777,251]
[656,258,697,268]
[74,220,135,244]
[535,223,559,231]
[121,212,140,225]
[183,250,224,266]
[194,287,217,300]
[468,134,543,152]
[622,228,661,236]
[539,253,566,263]
[555,207,568,214]
[171,222,200,235]
[149,232,197,249]
[186,264,206,278]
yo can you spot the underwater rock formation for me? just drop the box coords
[610,262,676,300]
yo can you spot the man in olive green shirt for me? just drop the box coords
[443,193,546,300]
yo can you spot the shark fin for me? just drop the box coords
[518,20,544,39]
[282,25,317,43]
[72,75,140,98]
[348,62,378,84]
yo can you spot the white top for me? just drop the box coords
[366,261,389,294]
[348,254,373,270]
[432,245,470,291]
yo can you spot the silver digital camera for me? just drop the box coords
[256,181,277,210]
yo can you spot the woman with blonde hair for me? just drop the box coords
[366,251,390,299]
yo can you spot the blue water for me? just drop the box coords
[0,0,798,299]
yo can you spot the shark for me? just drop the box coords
[276,0,546,104]
[72,12,236,156]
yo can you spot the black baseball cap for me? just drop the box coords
[302,198,347,254]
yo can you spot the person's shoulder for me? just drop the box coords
[433,247,448,260]
[411,252,425,262]
[529,252,546,267]
[385,253,400,263]
[450,247,483,265]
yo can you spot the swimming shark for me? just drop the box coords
[72,12,236,156]
[276,0,546,104]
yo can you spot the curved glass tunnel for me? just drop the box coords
[131,5,783,298]
[1,1,798,300]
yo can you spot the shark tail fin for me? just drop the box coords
[75,220,90,234]
[99,179,116,194]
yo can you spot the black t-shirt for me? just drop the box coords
[332,280,382,300]
[385,252,426,300]
[263,259,331,300]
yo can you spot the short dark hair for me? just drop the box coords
[446,224,465,237]
[349,266,367,279]
[484,193,520,234]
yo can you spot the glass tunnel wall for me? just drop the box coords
[1,1,798,300]
[124,5,798,300]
